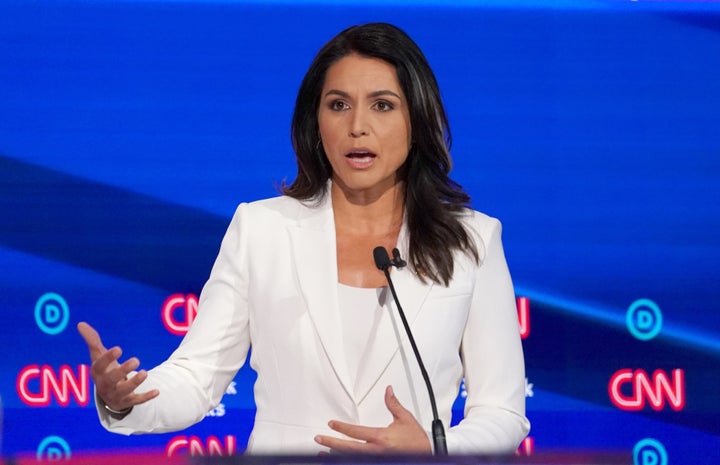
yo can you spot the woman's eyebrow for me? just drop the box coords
[322,89,402,100]
[368,89,402,100]
[323,89,351,99]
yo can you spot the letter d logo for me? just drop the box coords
[35,293,70,335]
[627,299,662,341]
[633,438,667,465]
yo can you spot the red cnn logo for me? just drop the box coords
[162,293,199,336]
[608,368,685,411]
[516,437,534,456]
[17,364,89,407]
[166,435,237,457]
[517,297,530,339]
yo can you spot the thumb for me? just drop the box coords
[384,385,411,421]
[77,322,107,361]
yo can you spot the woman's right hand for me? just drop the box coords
[77,322,159,416]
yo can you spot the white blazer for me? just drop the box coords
[99,193,530,454]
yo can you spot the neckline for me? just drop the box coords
[338,282,387,291]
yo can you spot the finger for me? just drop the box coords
[103,357,141,386]
[384,385,411,421]
[314,434,380,454]
[103,388,159,412]
[327,420,379,442]
[118,372,160,408]
[128,386,160,406]
[113,369,151,398]
[102,371,159,410]
[89,346,123,379]
[77,322,108,361]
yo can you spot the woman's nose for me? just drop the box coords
[348,109,369,137]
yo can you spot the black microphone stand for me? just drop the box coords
[373,246,448,456]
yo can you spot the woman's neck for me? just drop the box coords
[331,181,405,235]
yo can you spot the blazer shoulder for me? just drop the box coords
[229,195,326,229]
[238,195,303,216]
[456,209,504,267]
[247,195,305,214]
[460,208,502,241]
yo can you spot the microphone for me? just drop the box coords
[373,246,448,456]
[391,248,407,268]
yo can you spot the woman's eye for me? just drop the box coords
[374,101,393,112]
[330,100,348,111]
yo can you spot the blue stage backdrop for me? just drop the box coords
[1,0,719,463]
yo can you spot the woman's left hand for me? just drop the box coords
[314,385,432,454]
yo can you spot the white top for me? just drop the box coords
[337,284,388,395]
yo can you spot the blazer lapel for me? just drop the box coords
[287,195,354,402]
[354,224,434,404]
[287,195,435,406]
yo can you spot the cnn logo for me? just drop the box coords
[609,368,685,411]
[17,365,89,407]
[517,297,530,339]
[166,435,237,456]
[163,293,199,335]
[516,437,534,456]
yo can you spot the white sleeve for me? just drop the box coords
[445,217,530,453]
[97,203,252,434]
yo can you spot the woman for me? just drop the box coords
[79,22,530,455]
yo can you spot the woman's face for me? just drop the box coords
[318,54,412,199]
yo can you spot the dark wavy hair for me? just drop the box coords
[283,22,478,286]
